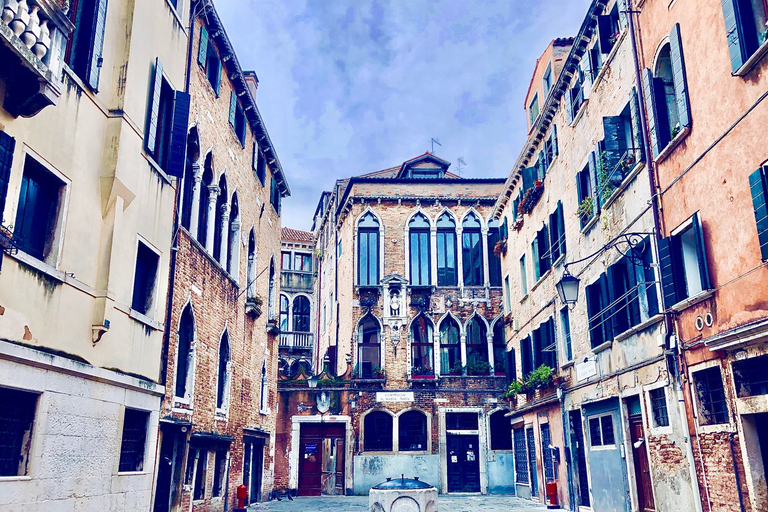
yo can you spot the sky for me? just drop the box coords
[214,0,593,231]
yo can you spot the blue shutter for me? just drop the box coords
[214,56,222,96]
[720,0,746,72]
[691,212,711,290]
[557,201,565,256]
[598,15,613,54]
[0,131,15,223]
[641,68,662,158]
[522,166,536,192]
[657,237,679,309]
[629,87,645,163]
[552,124,559,156]
[588,150,600,215]
[669,24,691,129]
[603,116,625,184]
[165,91,190,178]
[146,58,164,154]
[564,87,574,124]
[749,168,768,260]
[229,92,237,127]
[198,25,209,67]
[87,0,108,91]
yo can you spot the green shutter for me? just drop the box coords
[166,91,190,178]
[557,201,565,256]
[214,56,222,95]
[749,168,768,260]
[229,92,237,127]
[691,212,711,291]
[146,58,164,154]
[629,87,645,163]
[552,124,559,156]
[657,236,678,309]
[198,25,209,67]
[87,0,108,91]
[642,68,662,158]
[564,87,574,124]
[603,116,626,183]
[720,0,746,72]
[669,24,691,129]
[588,150,600,215]
[0,131,15,224]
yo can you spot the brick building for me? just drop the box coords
[634,0,768,510]
[274,153,516,496]
[0,0,188,510]
[493,1,698,510]
[152,1,290,510]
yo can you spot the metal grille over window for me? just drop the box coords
[650,388,670,427]
[119,409,149,472]
[0,387,37,476]
[513,427,529,484]
[733,354,768,397]
[541,424,555,481]
[693,367,729,425]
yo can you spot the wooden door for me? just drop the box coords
[447,434,481,492]
[629,415,656,512]
[152,429,175,512]
[299,439,321,496]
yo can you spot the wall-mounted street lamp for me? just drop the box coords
[555,232,654,308]
[307,375,319,388]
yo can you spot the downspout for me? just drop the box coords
[628,7,704,512]
[334,186,341,375]
[729,432,747,512]
[314,240,323,372]
[558,387,576,511]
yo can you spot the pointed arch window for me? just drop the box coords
[436,213,457,286]
[358,212,380,286]
[440,317,461,375]
[462,213,484,286]
[246,230,256,300]
[357,316,381,378]
[293,296,311,332]
[493,321,507,376]
[216,332,231,411]
[466,316,489,374]
[175,304,195,400]
[180,131,198,231]
[268,260,276,320]
[409,213,431,286]
[279,295,289,331]
[411,315,434,377]
[487,219,502,287]
[227,193,240,275]
[260,362,268,414]
[213,175,228,263]
[197,159,213,246]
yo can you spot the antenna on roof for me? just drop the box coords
[430,138,442,154]
[457,157,467,177]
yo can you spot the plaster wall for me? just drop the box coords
[353,454,440,495]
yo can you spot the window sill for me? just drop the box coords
[697,422,736,435]
[734,38,768,77]
[614,313,664,343]
[10,250,65,282]
[520,293,529,304]
[580,214,599,234]
[553,254,565,268]
[592,340,612,354]
[655,125,690,164]
[0,475,32,482]
[142,151,173,185]
[129,309,163,331]
[171,406,193,415]
[165,0,186,31]
[669,289,714,313]
[569,100,588,127]
[601,162,645,210]
[529,269,551,293]
[116,471,151,476]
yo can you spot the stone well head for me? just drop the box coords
[369,475,437,512]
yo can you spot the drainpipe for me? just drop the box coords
[558,386,576,511]
[728,433,747,512]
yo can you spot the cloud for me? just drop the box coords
[214,0,592,230]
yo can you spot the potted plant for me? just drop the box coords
[576,196,595,222]
[609,31,620,47]
[411,366,435,378]
[512,218,524,231]
[493,239,507,256]
[526,365,554,390]
[501,380,523,400]
[449,361,464,376]
[245,295,263,318]
[372,366,386,379]
[467,360,492,376]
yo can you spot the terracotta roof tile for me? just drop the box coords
[282,228,314,243]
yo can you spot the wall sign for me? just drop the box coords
[576,359,597,382]
[376,391,414,403]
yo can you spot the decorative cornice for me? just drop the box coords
[704,318,768,351]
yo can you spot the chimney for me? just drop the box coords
[243,71,259,100]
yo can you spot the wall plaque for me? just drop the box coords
[376,391,414,403]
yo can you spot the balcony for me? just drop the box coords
[279,331,313,350]
[281,270,313,292]
[0,0,73,117]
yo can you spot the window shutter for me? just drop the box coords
[214,57,222,96]
[617,0,628,29]
[552,125,559,156]
[539,225,551,272]
[87,0,108,91]
[657,236,679,309]
[749,168,768,260]
[146,58,164,154]
[165,91,190,178]
[641,68,662,158]
[603,116,625,183]
[629,87,646,163]
[581,60,592,100]
[599,274,613,342]
[598,15,613,54]
[565,87,574,125]
[522,166,536,192]
[198,25,209,67]
[507,348,517,382]
[588,150,600,215]
[502,217,508,240]
[557,201,565,256]
[0,131,15,223]
[531,238,540,280]
[720,0,746,72]
[252,142,258,171]
[549,210,558,261]
[547,319,557,370]
[229,92,237,127]
[669,24,691,129]
[691,212,711,290]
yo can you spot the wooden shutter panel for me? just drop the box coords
[548,319,557,370]
[214,57,222,96]
[617,0,628,29]
[581,60,592,100]
[720,0,746,72]
[165,91,190,178]
[588,150,600,215]
[749,168,768,260]
[556,201,565,256]
[87,0,108,91]
[0,131,15,223]
[146,58,164,154]
[657,236,679,309]
[522,166,536,192]
[603,116,625,183]
[549,210,558,261]
[229,92,237,127]
[507,348,517,382]
[629,87,645,163]
[565,87,574,124]
[552,125,559,156]
[669,23,691,129]
[641,68,662,158]
[502,217,508,240]
[691,212,711,290]
[599,274,613,342]
[598,15,613,54]
[198,25,209,67]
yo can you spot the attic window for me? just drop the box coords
[409,168,443,179]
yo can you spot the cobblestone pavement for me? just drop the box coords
[248,495,558,512]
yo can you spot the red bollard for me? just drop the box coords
[234,484,248,511]
[546,481,558,508]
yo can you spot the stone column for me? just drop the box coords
[481,227,490,288]
[219,204,230,267]
[188,161,203,239]
[460,331,468,376]
[433,328,441,377]
[430,225,438,286]
[229,219,241,281]
[205,186,219,253]
[486,331,495,376]
[456,227,464,288]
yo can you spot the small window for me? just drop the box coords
[253,144,266,186]
[649,388,670,427]
[212,449,227,497]
[132,241,160,316]
[364,411,393,451]
[733,354,768,397]
[504,276,512,312]
[542,64,553,95]
[270,176,281,215]
[337,239,343,258]
[466,317,489,375]
[399,410,427,451]
[597,3,622,55]
[519,254,528,296]
[446,412,479,430]
[14,155,66,263]
[0,131,15,224]
[279,295,289,331]
[489,410,512,450]
[541,423,555,481]
[586,275,611,347]
[198,26,222,94]
[529,94,540,127]
[193,449,208,500]
[119,408,149,472]
[487,219,503,287]
[0,387,37,476]
[492,322,506,376]
[693,367,729,425]
[576,163,597,229]
[292,296,311,332]
[175,305,195,400]
[658,213,710,307]
[531,318,557,371]
[260,363,269,413]
[145,62,181,171]
[66,0,107,90]
[411,315,434,377]
[295,253,312,271]
[281,251,291,269]
[216,333,231,410]
[588,414,615,447]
